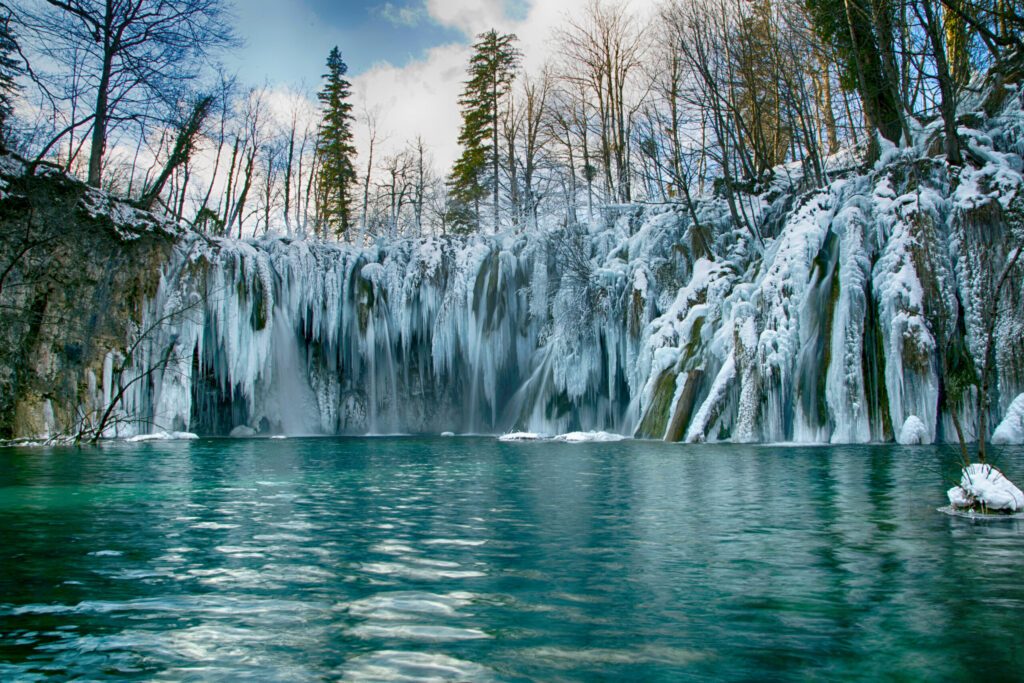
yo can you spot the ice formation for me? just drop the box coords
[947,464,1024,513]
[897,416,930,445]
[552,431,627,443]
[498,432,545,442]
[97,84,1024,444]
[125,431,199,443]
[992,394,1024,445]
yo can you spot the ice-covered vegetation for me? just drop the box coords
[3,1,1024,453]
[947,463,1024,513]
[72,77,1018,442]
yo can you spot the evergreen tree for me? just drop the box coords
[316,47,357,237]
[449,30,520,233]
[0,14,21,150]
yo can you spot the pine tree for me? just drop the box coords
[0,14,21,150]
[449,30,520,233]
[316,47,357,237]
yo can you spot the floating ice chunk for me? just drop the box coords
[552,431,626,443]
[897,416,929,445]
[229,425,258,438]
[947,464,1024,512]
[270,435,288,440]
[440,432,455,437]
[992,394,1024,445]
[498,432,544,442]
[126,431,198,443]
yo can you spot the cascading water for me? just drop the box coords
[116,126,1023,443]
[126,225,654,437]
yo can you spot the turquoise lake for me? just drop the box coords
[1,438,1023,681]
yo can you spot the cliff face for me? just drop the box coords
[2,71,1023,444]
[0,157,176,439]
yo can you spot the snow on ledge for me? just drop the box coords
[947,464,1024,513]
[897,416,929,445]
[992,394,1024,445]
[126,431,199,443]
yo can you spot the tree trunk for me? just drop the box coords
[88,48,114,187]
[920,0,963,165]
[492,73,500,233]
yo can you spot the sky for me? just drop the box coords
[224,0,656,170]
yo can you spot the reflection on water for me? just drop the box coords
[1,438,1023,681]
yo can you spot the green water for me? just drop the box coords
[0,438,1022,681]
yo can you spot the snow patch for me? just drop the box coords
[498,432,545,442]
[126,431,198,443]
[897,416,930,445]
[552,431,626,443]
[947,464,1024,513]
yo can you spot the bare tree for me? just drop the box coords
[12,0,235,187]
[409,136,434,236]
[557,0,647,203]
[516,70,551,228]
[138,93,213,210]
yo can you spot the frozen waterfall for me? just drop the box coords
[117,148,1023,443]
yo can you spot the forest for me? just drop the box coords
[2,0,1020,241]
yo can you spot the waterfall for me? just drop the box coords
[119,152,1022,443]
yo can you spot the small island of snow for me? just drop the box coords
[947,464,1024,514]
[552,431,626,443]
[498,432,545,442]
[126,431,198,443]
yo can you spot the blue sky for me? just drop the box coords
[226,0,514,89]
[217,0,623,168]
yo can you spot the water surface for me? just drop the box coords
[1,438,1022,681]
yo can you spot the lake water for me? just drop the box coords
[1,438,1022,681]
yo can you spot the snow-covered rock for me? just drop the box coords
[897,416,930,445]
[947,464,1024,512]
[992,394,1024,445]
[552,431,626,443]
[498,432,545,442]
[126,431,198,443]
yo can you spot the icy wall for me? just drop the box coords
[120,215,666,437]
[113,120,1024,443]
[11,75,1008,443]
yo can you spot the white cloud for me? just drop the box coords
[232,0,663,177]
[351,42,469,169]
[376,2,427,28]
[424,0,508,37]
